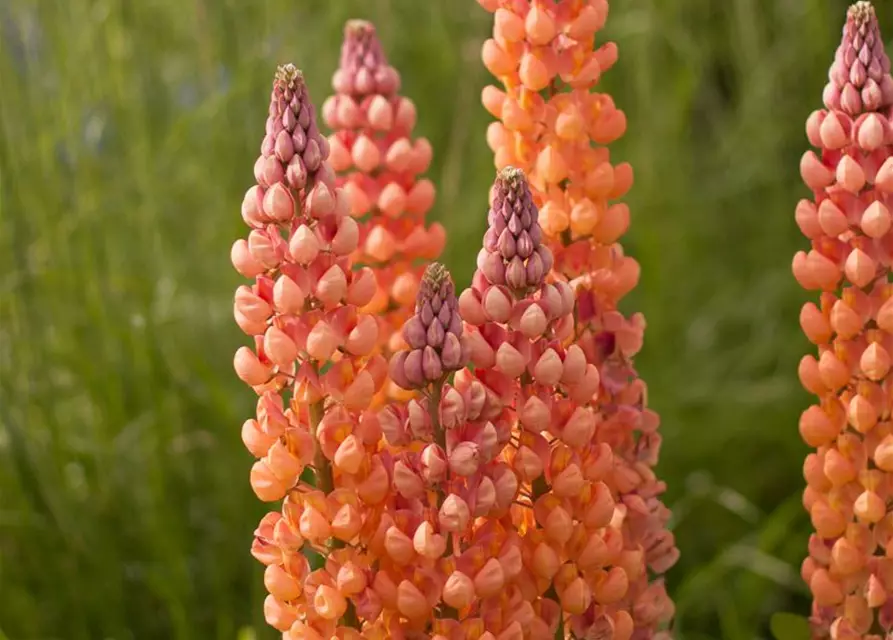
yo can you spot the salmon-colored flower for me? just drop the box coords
[323,20,445,406]
[795,3,893,636]
[478,0,677,635]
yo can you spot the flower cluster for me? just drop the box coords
[476,0,678,634]
[322,19,445,405]
[794,2,893,637]
[231,11,679,639]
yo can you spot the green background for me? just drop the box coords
[0,0,873,638]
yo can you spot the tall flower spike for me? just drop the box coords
[478,1,677,636]
[233,64,395,639]
[795,3,893,637]
[323,19,445,405]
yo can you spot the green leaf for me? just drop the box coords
[769,612,810,640]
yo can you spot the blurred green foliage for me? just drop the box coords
[0,0,879,638]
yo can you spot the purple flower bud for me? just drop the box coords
[389,351,412,390]
[825,2,893,114]
[388,262,466,389]
[436,301,450,326]
[477,166,551,295]
[404,349,425,387]
[427,321,445,348]
[303,139,321,172]
[497,228,517,259]
[505,256,527,290]
[422,345,443,381]
[441,333,463,369]
[337,20,400,98]
[403,316,427,349]
[516,230,533,259]
[525,252,544,288]
[420,301,435,327]
[292,127,307,153]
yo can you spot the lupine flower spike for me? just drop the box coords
[323,19,446,406]
[477,0,678,635]
[232,63,393,638]
[794,3,893,638]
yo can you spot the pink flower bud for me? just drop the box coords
[421,443,448,483]
[313,585,346,620]
[333,434,365,474]
[330,215,359,255]
[234,346,272,386]
[562,406,596,447]
[449,442,482,476]
[519,303,547,338]
[474,476,497,516]
[265,563,302,601]
[483,286,512,322]
[442,571,475,609]
[346,267,377,306]
[439,494,471,532]
[520,395,550,432]
[306,181,336,218]
[331,503,362,542]
[393,460,426,499]
[264,326,298,368]
[306,321,339,361]
[231,239,265,277]
[495,342,526,377]
[316,265,348,307]
[250,459,288,501]
[264,595,297,631]
[413,521,447,559]
[289,225,320,264]
[396,580,429,620]
[385,525,416,565]
[492,464,519,509]
[241,419,277,458]
[533,348,562,385]
[561,344,587,384]
[299,505,331,542]
[474,558,506,599]
[263,182,295,222]
[273,275,305,314]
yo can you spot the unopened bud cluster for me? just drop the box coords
[323,20,445,405]
[477,0,678,634]
[795,3,893,638]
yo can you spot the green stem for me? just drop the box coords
[309,394,345,551]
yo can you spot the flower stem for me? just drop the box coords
[308,384,345,551]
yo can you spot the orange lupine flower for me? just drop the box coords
[795,3,893,637]
[322,20,446,406]
[233,63,395,637]
[477,0,677,635]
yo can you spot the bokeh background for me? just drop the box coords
[0,0,880,638]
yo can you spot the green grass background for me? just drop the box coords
[0,0,874,638]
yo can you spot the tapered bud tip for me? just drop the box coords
[497,165,527,186]
[418,262,454,302]
[848,1,875,25]
[337,19,398,97]
[346,19,376,36]
[484,167,548,291]
[274,64,304,92]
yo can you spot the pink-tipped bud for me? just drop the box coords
[289,225,320,264]
[449,442,482,476]
[439,494,471,532]
[443,571,475,609]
